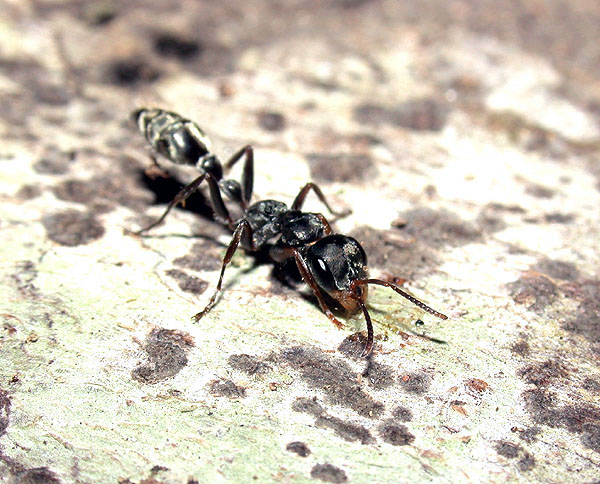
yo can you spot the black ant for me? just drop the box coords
[129,108,254,235]
[129,109,448,357]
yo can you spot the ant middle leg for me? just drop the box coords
[292,182,351,217]
[192,220,255,322]
[127,172,207,235]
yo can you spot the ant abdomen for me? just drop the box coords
[134,108,212,168]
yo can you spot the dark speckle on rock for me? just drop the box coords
[16,184,42,200]
[337,0,374,8]
[81,3,117,26]
[378,421,415,446]
[518,427,540,443]
[132,327,194,384]
[534,258,579,281]
[522,386,600,454]
[562,279,600,350]
[228,354,271,375]
[165,269,208,295]
[207,379,246,398]
[506,273,558,313]
[286,441,311,457]
[349,225,436,278]
[153,32,201,60]
[354,98,449,131]
[581,425,600,454]
[582,377,600,394]
[518,454,536,471]
[14,467,62,484]
[315,414,374,444]
[495,441,521,458]
[280,346,384,418]
[351,208,481,276]
[173,242,223,272]
[310,463,348,483]
[257,110,286,131]
[337,332,370,358]
[510,339,530,356]
[392,405,413,422]
[33,147,73,174]
[525,183,556,199]
[396,208,482,249]
[53,171,149,213]
[0,388,10,436]
[306,153,377,183]
[362,360,396,390]
[399,371,431,395]
[292,397,325,416]
[106,59,160,86]
[42,210,105,246]
[518,359,568,386]
[53,179,96,204]
[544,212,575,224]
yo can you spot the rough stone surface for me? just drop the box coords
[1,1,600,483]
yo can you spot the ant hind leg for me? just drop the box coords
[126,172,207,235]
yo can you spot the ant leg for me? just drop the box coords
[126,172,207,235]
[315,214,333,235]
[241,146,253,206]
[357,300,374,357]
[144,154,170,179]
[292,182,351,217]
[206,174,235,228]
[223,145,254,205]
[192,220,254,322]
[293,250,345,329]
[358,279,448,320]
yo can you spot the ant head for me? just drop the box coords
[197,154,223,180]
[305,234,368,312]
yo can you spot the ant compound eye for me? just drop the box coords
[310,255,337,292]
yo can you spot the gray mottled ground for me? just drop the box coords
[1,1,600,483]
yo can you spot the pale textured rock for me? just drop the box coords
[1,2,600,483]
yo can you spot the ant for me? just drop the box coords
[128,108,254,235]
[129,108,448,357]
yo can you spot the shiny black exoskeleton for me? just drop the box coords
[129,108,254,234]
[189,148,448,357]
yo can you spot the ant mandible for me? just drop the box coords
[129,108,448,356]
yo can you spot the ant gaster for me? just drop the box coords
[129,108,448,357]
[129,108,254,234]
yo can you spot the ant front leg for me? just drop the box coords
[288,248,345,329]
[292,182,351,217]
[126,172,207,235]
[192,220,255,322]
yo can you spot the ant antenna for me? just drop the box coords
[358,279,448,320]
